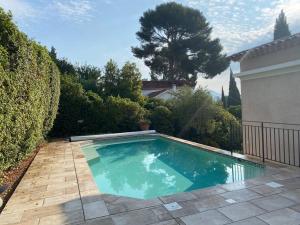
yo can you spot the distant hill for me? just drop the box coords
[208,90,221,100]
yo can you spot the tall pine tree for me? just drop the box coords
[101,59,120,97]
[227,69,241,107]
[221,86,226,108]
[274,10,291,40]
[132,2,229,86]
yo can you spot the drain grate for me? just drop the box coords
[164,202,182,211]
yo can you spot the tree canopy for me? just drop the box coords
[0,8,60,173]
[100,60,143,102]
[227,69,241,107]
[118,62,143,102]
[274,10,291,40]
[221,86,226,108]
[132,2,229,86]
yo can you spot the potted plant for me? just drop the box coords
[139,119,151,131]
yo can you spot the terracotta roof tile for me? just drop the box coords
[142,80,191,90]
[229,33,300,62]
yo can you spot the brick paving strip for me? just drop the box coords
[0,140,300,225]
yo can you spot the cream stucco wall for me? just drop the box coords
[240,45,300,71]
[241,71,300,124]
[236,45,300,166]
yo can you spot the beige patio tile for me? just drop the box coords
[107,196,162,214]
[249,184,285,196]
[159,192,197,204]
[111,206,172,225]
[251,195,296,211]
[43,193,79,207]
[21,199,82,222]
[12,219,40,225]
[218,202,266,222]
[180,209,231,225]
[46,182,78,192]
[80,190,102,204]
[38,209,84,225]
[3,199,44,214]
[2,139,300,225]
[258,208,300,225]
[0,212,23,225]
[220,189,262,202]
[83,200,109,220]
[84,216,115,225]
[191,186,227,198]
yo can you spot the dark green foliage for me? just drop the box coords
[170,87,240,150]
[227,105,241,120]
[101,59,120,97]
[132,2,229,85]
[100,60,144,102]
[51,76,146,136]
[104,96,145,133]
[144,97,170,110]
[274,10,291,40]
[0,8,60,173]
[227,69,241,107]
[50,47,76,75]
[51,75,104,137]
[118,62,143,102]
[50,47,101,94]
[77,64,101,93]
[150,106,174,134]
[221,86,226,108]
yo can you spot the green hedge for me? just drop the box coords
[51,75,104,136]
[170,87,240,150]
[150,106,174,134]
[104,96,146,133]
[0,9,60,173]
[51,76,146,136]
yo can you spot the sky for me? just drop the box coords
[0,0,299,94]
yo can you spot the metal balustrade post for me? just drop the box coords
[261,122,265,163]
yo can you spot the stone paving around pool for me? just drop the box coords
[0,140,300,225]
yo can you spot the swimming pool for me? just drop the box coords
[81,135,265,199]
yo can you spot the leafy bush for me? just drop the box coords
[170,87,240,149]
[51,75,104,137]
[150,106,174,134]
[104,96,146,132]
[51,77,146,136]
[144,97,170,110]
[227,105,241,120]
[100,60,144,103]
[0,9,60,173]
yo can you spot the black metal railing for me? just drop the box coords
[242,121,300,167]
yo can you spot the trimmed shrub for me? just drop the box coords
[144,97,170,110]
[170,87,240,149]
[104,96,146,133]
[0,9,60,173]
[150,106,174,134]
[227,105,241,120]
[51,75,104,137]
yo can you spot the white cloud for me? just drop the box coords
[0,0,36,20]
[53,0,93,22]
[261,0,300,27]
[197,68,241,95]
[185,0,300,54]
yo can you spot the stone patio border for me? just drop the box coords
[0,138,300,225]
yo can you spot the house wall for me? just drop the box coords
[142,89,163,96]
[240,45,300,71]
[155,90,175,101]
[241,71,300,124]
[239,53,300,166]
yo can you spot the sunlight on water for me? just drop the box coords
[81,136,265,199]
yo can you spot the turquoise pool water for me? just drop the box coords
[81,135,265,199]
